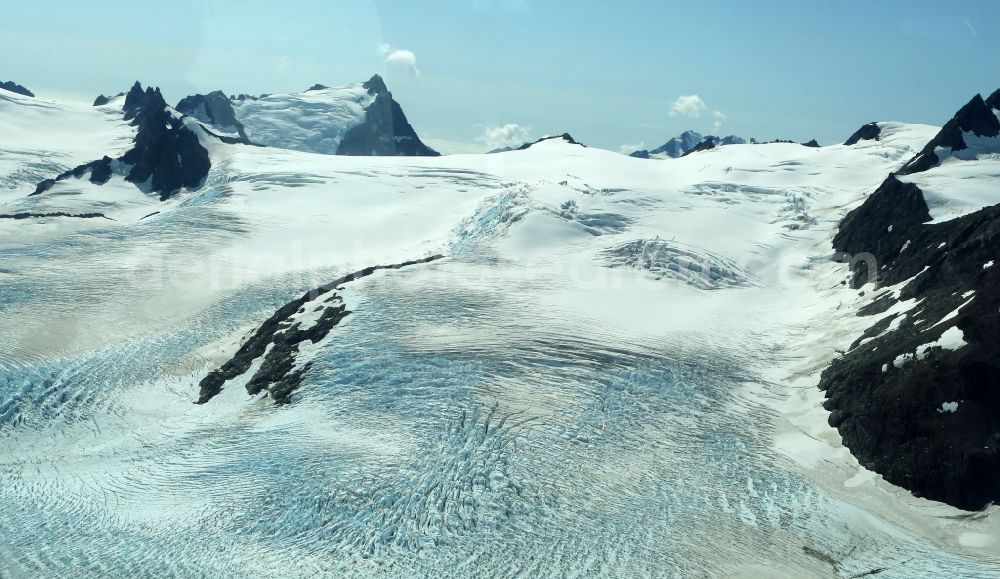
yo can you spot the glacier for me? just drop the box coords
[1,87,1000,577]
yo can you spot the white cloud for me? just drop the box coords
[669,94,727,132]
[619,141,645,154]
[712,110,726,131]
[669,94,708,117]
[377,43,419,75]
[477,123,532,151]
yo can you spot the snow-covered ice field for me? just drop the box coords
[1,92,999,576]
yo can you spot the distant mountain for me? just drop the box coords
[516,133,583,150]
[0,81,33,98]
[630,131,748,159]
[630,130,702,158]
[199,75,438,157]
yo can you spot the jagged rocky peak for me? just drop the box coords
[0,80,34,97]
[362,74,389,95]
[899,91,1000,175]
[35,80,213,201]
[122,86,210,199]
[123,81,168,121]
[844,122,881,145]
[335,75,439,156]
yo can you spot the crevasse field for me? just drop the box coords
[1,90,999,577]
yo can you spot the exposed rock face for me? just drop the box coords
[0,211,108,220]
[93,92,124,106]
[898,94,1000,175]
[0,81,33,97]
[986,88,1000,111]
[832,174,931,284]
[845,122,881,146]
[175,90,250,142]
[33,156,116,195]
[681,137,720,157]
[823,90,1000,510]
[197,255,445,405]
[516,133,583,150]
[825,196,1000,510]
[336,75,439,156]
[123,81,158,120]
[802,139,820,148]
[121,89,211,199]
[34,82,212,201]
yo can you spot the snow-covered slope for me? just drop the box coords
[0,90,133,197]
[2,88,1000,577]
[232,83,374,153]
[229,75,438,156]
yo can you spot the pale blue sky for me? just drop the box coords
[4,0,999,153]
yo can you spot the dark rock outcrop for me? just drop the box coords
[986,88,1000,111]
[802,139,820,148]
[122,81,161,121]
[93,92,124,106]
[516,133,583,150]
[197,255,445,405]
[117,83,211,199]
[336,75,439,156]
[32,157,115,195]
[0,212,108,220]
[175,90,250,143]
[824,193,1000,510]
[629,149,651,159]
[832,174,931,285]
[823,94,1000,509]
[898,94,1000,176]
[845,122,881,146]
[0,81,33,97]
[306,83,329,91]
[680,137,719,156]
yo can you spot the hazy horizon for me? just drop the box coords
[4,0,1000,153]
